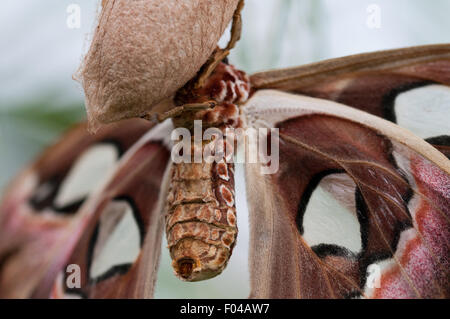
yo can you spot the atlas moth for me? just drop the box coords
[0,0,449,299]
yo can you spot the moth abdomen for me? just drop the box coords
[165,61,248,281]
[166,157,237,281]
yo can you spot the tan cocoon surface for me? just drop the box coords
[78,0,239,128]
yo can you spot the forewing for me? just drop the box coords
[250,44,450,157]
[243,90,450,298]
[0,119,161,298]
[49,121,173,299]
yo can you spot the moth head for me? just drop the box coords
[170,238,230,282]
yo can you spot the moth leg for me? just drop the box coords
[195,0,244,88]
[143,101,216,123]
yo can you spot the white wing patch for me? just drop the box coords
[302,173,362,254]
[54,144,119,209]
[394,84,450,139]
[90,200,141,279]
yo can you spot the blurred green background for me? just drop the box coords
[1,0,450,298]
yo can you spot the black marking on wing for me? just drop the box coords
[426,135,450,146]
[382,81,435,123]
[312,244,356,259]
[426,135,450,159]
[29,141,122,215]
[354,188,370,253]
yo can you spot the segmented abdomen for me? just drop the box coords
[165,61,249,281]
[165,141,237,281]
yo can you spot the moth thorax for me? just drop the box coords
[173,62,251,129]
[165,135,237,281]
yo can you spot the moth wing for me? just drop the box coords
[242,90,450,298]
[47,120,173,299]
[0,119,170,298]
[250,44,450,157]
